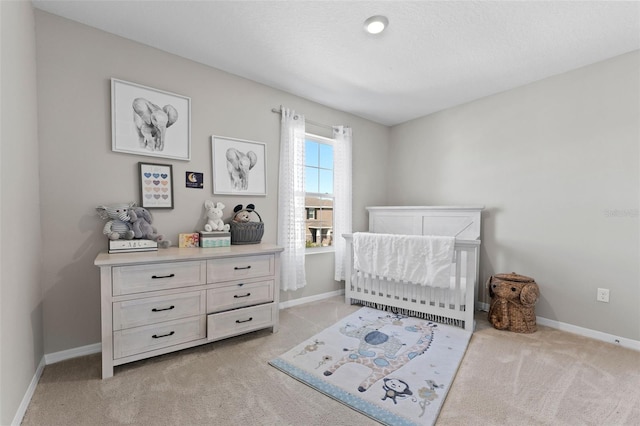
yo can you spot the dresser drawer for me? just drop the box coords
[207,280,274,314]
[113,261,206,295]
[207,255,274,283]
[207,303,275,341]
[113,291,206,330]
[113,316,206,359]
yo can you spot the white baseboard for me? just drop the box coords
[279,289,344,310]
[535,316,640,351]
[11,356,45,426]
[44,342,101,365]
[477,301,490,312]
[477,303,639,351]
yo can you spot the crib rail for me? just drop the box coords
[343,234,480,331]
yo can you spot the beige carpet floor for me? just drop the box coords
[22,296,640,425]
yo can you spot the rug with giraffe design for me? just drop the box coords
[269,307,471,426]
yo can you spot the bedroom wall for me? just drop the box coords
[388,51,640,340]
[34,10,389,354]
[0,2,44,424]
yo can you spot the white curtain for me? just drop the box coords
[333,125,352,281]
[277,107,307,291]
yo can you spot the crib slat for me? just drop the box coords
[344,234,480,330]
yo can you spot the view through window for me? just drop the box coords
[305,135,334,248]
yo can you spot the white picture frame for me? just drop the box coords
[212,135,267,196]
[111,78,191,161]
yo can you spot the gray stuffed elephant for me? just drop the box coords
[132,97,178,151]
[129,206,171,248]
[226,147,257,190]
[96,202,135,240]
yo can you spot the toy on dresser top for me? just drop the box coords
[96,202,170,253]
[198,200,231,247]
[203,200,230,232]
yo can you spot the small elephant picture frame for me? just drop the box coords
[211,135,267,196]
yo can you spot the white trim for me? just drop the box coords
[305,246,335,255]
[535,316,640,351]
[477,301,490,312]
[279,289,344,310]
[305,132,335,145]
[11,357,45,426]
[475,305,639,351]
[44,342,101,365]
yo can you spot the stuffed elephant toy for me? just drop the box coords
[129,206,171,248]
[132,97,178,152]
[96,203,135,240]
[226,148,257,190]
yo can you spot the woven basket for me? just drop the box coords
[230,209,264,245]
[487,272,539,333]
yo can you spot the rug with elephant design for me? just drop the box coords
[269,307,471,426]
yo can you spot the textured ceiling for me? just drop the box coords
[32,0,640,126]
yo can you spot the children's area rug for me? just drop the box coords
[269,307,471,426]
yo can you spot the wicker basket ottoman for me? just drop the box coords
[487,273,540,333]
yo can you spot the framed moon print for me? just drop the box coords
[211,135,267,196]
[139,162,174,209]
[112,78,191,161]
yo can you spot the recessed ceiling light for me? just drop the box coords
[364,15,388,35]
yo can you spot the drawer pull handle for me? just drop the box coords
[152,331,175,339]
[234,266,251,270]
[151,305,175,312]
[236,317,253,324]
[151,273,175,279]
[234,293,251,299]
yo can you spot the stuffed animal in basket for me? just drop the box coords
[232,203,255,222]
[488,273,539,333]
[230,204,263,245]
[129,206,171,248]
[204,200,230,232]
[96,202,135,240]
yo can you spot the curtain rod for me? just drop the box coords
[270,107,334,130]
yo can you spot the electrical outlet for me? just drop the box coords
[596,288,610,303]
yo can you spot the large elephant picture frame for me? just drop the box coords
[211,135,267,196]
[111,78,191,161]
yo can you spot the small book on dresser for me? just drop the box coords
[108,239,158,254]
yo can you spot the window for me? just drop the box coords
[305,134,334,249]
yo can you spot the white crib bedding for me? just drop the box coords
[352,232,455,288]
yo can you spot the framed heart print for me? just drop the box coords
[138,162,174,209]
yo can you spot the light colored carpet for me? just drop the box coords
[22,296,640,425]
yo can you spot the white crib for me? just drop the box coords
[344,206,483,331]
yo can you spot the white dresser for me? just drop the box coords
[94,244,283,379]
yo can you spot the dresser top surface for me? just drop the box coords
[95,243,283,267]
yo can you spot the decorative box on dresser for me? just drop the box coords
[94,244,283,379]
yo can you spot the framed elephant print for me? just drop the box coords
[211,135,267,196]
[111,78,191,161]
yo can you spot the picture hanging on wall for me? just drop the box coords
[112,78,191,161]
[139,162,174,209]
[212,135,267,196]
[185,171,204,189]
